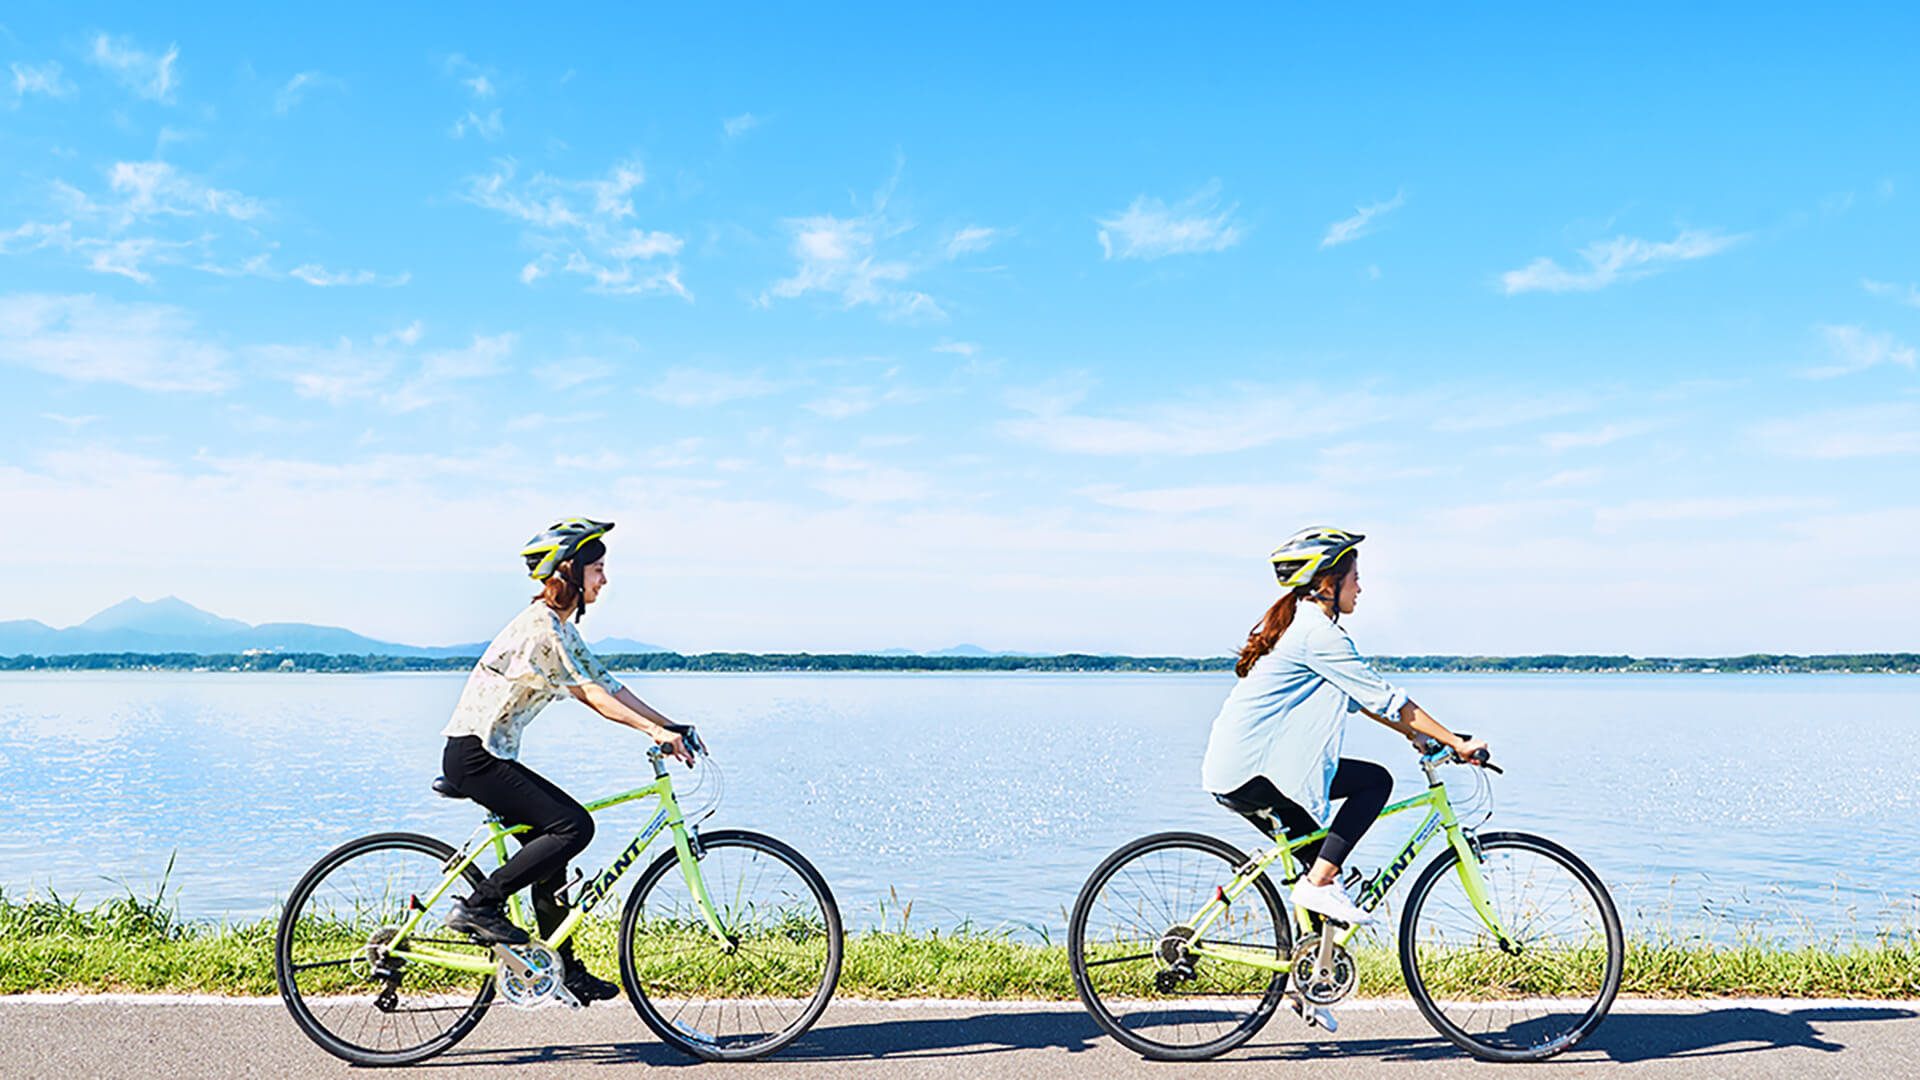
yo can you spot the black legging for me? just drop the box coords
[443,735,594,937]
[1220,758,1393,869]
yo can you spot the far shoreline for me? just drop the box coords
[2,651,1916,675]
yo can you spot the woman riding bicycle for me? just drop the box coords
[1201,527,1486,927]
[441,517,696,1004]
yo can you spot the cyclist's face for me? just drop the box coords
[1338,566,1361,614]
[581,558,607,603]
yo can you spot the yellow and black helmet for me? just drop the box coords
[1269,526,1364,589]
[520,518,615,580]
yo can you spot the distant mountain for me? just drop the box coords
[0,597,667,659]
[925,644,1037,657]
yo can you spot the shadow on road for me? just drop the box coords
[428,1004,1918,1069]
[428,1010,1108,1069]
[1235,1005,1920,1065]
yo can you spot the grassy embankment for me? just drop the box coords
[3,883,1915,999]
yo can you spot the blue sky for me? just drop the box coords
[3,5,1916,655]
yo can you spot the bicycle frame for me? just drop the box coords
[1186,759,1510,973]
[384,750,727,976]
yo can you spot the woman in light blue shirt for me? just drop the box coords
[1201,527,1487,926]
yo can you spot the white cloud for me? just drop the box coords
[1594,496,1826,530]
[1501,227,1741,294]
[933,341,978,356]
[943,224,1007,259]
[375,320,424,347]
[804,387,878,419]
[761,206,942,320]
[463,158,688,299]
[533,358,612,390]
[1753,405,1920,458]
[649,367,781,407]
[10,60,74,102]
[1001,383,1383,456]
[1320,192,1404,249]
[88,33,178,103]
[785,453,929,503]
[464,75,495,99]
[274,71,342,114]
[722,112,759,138]
[1540,421,1653,451]
[1862,279,1920,308]
[41,412,101,430]
[105,160,265,221]
[289,263,409,288]
[1803,324,1916,379]
[1096,182,1244,260]
[451,108,504,141]
[0,292,228,391]
[2,162,276,283]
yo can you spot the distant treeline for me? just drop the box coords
[2,651,1917,673]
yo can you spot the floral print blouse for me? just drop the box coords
[441,603,625,760]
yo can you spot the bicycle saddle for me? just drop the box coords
[431,776,470,800]
[1213,792,1282,838]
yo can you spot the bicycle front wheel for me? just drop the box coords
[1069,832,1291,1061]
[1399,830,1623,1062]
[275,832,497,1067]
[618,829,842,1061]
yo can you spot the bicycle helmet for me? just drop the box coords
[520,518,615,580]
[1269,526,1364,589]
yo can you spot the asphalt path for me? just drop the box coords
[4,997,1916,1079]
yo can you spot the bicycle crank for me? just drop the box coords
[1290,934,1357,1006]
[492,943,579,1010]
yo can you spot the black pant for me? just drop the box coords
[1220,759,1393,869]
[442,736,594,939]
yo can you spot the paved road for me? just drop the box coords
[4,997,1916,1079]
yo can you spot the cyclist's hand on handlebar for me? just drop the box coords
[1456,737,1489,763]
[656,729,696,767]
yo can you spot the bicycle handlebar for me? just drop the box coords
[1414,735,1503,774]
[648,723,707,759]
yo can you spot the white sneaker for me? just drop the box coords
[1290,879,1372,926]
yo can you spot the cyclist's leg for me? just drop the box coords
[443,737,595,910]
[1314,759,1392,869]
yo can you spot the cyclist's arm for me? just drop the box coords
[568,682,695,765]
[1361,700,1487,758]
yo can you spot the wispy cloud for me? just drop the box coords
[648,367,781,407]
[1802,324,1916,379]
[274,71,342,114]
[0,292,228,392]
[1501,227,1741,294]
[41,412,101,430]
[1000,382,1381,456]
[1862,279,1920,308]
[2,161,275,283]
[290,263,410,288]
[451,108,504,141]
[1752,405,1920,459]
[1097,182,1245,260]
[785,453,929,503]
[1540,421,1654,451]
[1320,192,1404,249]
[943,224,1008,259]
[464,157,688,299]
[88,33,179,104]
[10,60,74,103]
[760,176,943,320]
[722,112,759,138]
[1594,496,1826,530]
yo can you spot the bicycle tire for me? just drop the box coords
[618,829,842,1061]
[1069,831,1291,1060]
[1399,830,1623,1062]
[275,832,497,1067]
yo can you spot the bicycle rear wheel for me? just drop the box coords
[1068,832,1291,1060]
[1399,831,1623,1062]
[618,829,842,1061]
[275,832,497,1067]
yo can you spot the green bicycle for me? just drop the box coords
[1069,738,1623,1062]
[274,732,843,1066]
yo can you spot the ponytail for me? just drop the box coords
[1235,593,1301,677]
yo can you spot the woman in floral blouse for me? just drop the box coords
[439,518,694,1004]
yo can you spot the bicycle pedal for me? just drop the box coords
[1288,996,1338,1033]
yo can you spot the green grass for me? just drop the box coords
[4,884,1915,999]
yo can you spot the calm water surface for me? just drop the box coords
[2,671,1916,942]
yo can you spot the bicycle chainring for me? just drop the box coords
[1291,934,1357,1006]
[496,943,566,1008]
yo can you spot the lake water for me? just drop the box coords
[3,671,1916,944]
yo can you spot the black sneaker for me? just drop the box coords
[563,964,621,1004]
[446,898,530,945]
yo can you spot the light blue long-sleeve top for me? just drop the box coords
[1200,602,1411,826]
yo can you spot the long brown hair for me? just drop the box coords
[534,538,607,623]
[1234,550,1355,677]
